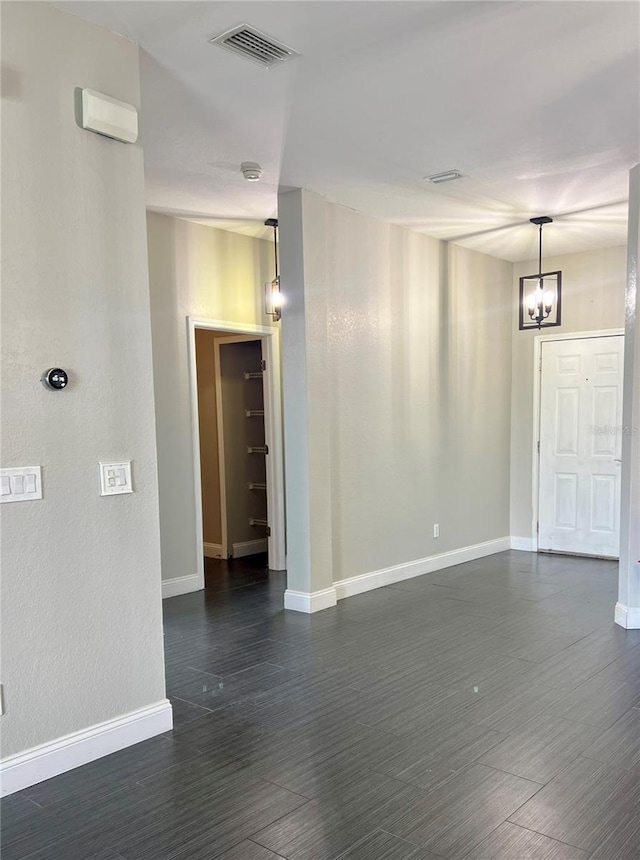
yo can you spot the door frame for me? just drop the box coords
[531,328,625,552]
[187,316,286,588]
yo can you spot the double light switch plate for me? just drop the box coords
[99,461,133,496]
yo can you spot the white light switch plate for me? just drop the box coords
[99,461,133,496]
[0,467,42,503]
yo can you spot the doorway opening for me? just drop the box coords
[534,330,625,559]
[187,317,285,592]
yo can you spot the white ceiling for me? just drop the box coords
[56,1,639,261]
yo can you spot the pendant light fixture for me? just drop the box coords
[519,216,562,330]
[264,217,282,322]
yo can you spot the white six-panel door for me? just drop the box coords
[538,336,624,558]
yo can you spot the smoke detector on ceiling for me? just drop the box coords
[241,162,263,181]
[210,24,301,69]
[425,170,464,184]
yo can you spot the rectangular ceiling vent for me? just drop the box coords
[210,24,301,69]
[425,170,464,184]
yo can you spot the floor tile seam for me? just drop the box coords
[330,828,446,860]
[169,695,217,714]
[258,776,316,804]
[474,749,589,786]
[203,580,281,596]
[246,839,288,860]
[502,817,595,854]
[387,716,511,748]
[18,842,126,860]
[560,649,639,681]
[527,664,624,693]
[213,661,296,681]
[365,758,494,798]
[487,627,591,646]
[245,793,315,849]
[460,762,544,791]
[176,666,228,681]
[130,751,246,791]
[12,792,46,811]
[501,711,604,736]
[578,751,640,771]
[376,827,449,858]
[475,820,593,858]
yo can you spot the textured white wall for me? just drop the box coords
[0,3,166,757]
[146,213,275,582]
[618,164,640,621]
[281,190,513,590]
[510,245,627,541]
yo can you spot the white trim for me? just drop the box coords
[187,319,206,593]
[334,537,511,600]
[531,328,625,553]
[262,329,286,571]
[162,574,202,599]
[232,538,268,558]
[284,587,338,613]
[615,602,640,629]
[510,536,537,552]
[187,317,286,582]
[0,700,172,797]
[203,542,223,559]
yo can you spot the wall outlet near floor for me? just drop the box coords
[433,523,440,538]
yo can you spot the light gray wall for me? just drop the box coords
[146,213,275,582]
[510,245,627,541]
[281,190,513,589]
[0,2,166,757]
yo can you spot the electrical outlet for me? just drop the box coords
[433,523,440,538]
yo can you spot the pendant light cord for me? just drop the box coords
[273,222,279,281]
[538,222,543,280]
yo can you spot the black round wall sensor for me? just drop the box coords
[41,368,69,390]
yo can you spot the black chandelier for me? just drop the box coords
[519,216,562,330]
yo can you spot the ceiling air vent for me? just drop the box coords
[210,24,301,69]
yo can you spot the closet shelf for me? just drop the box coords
[249,518,269,528]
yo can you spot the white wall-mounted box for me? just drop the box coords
[80,88,138,144]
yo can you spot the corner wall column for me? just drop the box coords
[616,163,640,629]
[278,189,336,613]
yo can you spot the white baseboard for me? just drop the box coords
[284,586,338,614]
[615,602,640,629]
[334,537,511,600]
[203,542,223,559]
[162,574,202,599]
[0,699,172,797]
[510,536,537,552]
[232,538,268,559]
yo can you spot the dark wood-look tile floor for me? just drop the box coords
[3,551,640,859]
